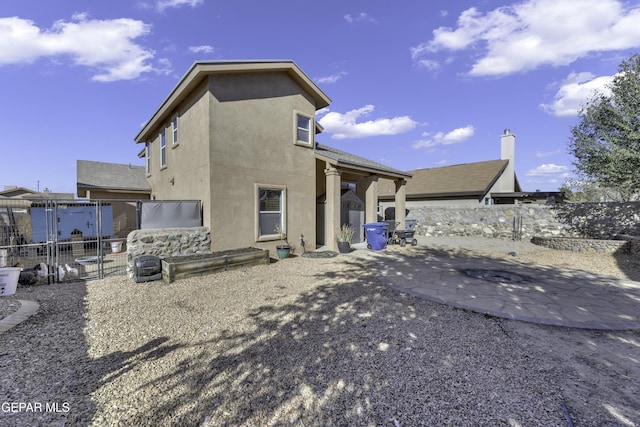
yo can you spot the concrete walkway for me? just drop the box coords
[0,300,40,334]
[348,244,640,330]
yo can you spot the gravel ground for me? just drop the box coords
[0,299,21,319]
[1,237,639,426]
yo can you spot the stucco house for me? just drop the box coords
[0,186,74,200]
[378,129,563,211]
[134,60,411,254]
[76,160,151,200]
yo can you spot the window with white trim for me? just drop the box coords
[257,187,285,239]
[172,116,178,145]
[160,129,166,168]
[296,113,312,145]
[145,143,151,175]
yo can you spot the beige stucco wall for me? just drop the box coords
[145,80,212,224]
[207,72,317,254]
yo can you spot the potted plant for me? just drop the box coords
[274,224,291,259]
[336,224,355,254]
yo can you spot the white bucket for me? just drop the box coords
[111,241,123,254]
[0,267,20,296]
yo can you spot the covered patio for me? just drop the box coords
[315,143,412,251]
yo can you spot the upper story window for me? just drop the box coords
[295,113,312,146]
[172,116,178,145]
[145,143,151,175]
[160,130,166,168]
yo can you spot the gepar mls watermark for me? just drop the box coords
[2,401,70,413]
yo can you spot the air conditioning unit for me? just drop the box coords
[134,255,162,283]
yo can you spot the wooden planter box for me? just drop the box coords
[161,247,269,283]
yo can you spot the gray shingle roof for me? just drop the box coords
[378,159,517,200]
[77,160,151,192]
[315,143,412,179]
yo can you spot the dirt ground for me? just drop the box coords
[417,236,640,426]
[1,237,639,425]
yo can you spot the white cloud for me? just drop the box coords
[344,13,377,24]
[540,72,614,116]
[0,15,161,82]
[526,163,569,177]
[412,0,640,76]
[188,45,215,54]
[534,149,562,158]
[315,71,348,84]
[412,125,475,148]
[157,0,203,12]
[318,105,417,139]
[415,59,440,71]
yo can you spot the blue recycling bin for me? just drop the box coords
[363,222,389,250]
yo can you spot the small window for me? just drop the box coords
[172,116,178,145]
[160,130,166,168]
[296,114,312,145]
[145,143,151,175]
[257,186,286,239]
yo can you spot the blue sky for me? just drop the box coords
[1,0,640,195]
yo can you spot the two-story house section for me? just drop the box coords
[135,60,411,254]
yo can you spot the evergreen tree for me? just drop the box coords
[568,54,640,201]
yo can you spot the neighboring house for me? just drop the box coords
[134,60,411,253]
[76,160,151,200]
[0,186,74,200]
[77,160,152,238]
[378,129,563,211]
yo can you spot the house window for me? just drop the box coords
[172,116,178,145]
[296,113,312,145]
[145,143,151,175]
[257,186,286,239]
[160,130,166,168]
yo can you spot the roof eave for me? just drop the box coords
[77,184,151,193]
[379,190,485,201]
[135,60,331,143]
[315,152,412,180]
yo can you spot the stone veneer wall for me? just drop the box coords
[407,205,574,239]
[126,227,212,278]
[530,236,631,253]
[406,202,640,240]
[550,202,640,239]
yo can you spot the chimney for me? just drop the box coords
[500,128,515,192]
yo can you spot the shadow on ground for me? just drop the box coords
[368,245,640,330]
[0,281,178,426]
[125,258,570,425]
[3,247,639,426]
[613,245,640,281]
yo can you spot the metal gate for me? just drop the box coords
[0,199,132,283]
[512,200,523,241]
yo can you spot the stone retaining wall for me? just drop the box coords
[126,227,212,278]
[530,236,629,253]
[407,205,575,240]
[407,202,640,241]
[550,202,640,239]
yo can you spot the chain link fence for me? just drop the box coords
[0,198,142,283]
